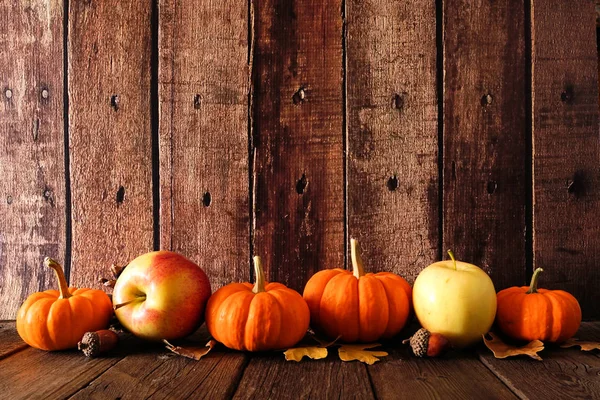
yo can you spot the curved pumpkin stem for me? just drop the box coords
[45,257,72,299]
[447,250,457,271]
[350,238,365,278]
[252,256,266,294]
[526,268,544,294]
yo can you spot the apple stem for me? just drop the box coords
[252,256,266,294]
[45,257,72,299]
[350,238,365,279]
[113,297,145,310]
[526,268,544,294]
[447,250,457,271]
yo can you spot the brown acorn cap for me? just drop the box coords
[409,328,431,357]
[78,332,100,357]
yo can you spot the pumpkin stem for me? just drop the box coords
[252,256,266,294]
[350,238,366,278]
[526,268,544,294]
[45,257,72,299]
[447,250,457,271]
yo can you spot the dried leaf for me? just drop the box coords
[560,338,600,351]
[284,346,328,362]
[483,332,544,361]
[338,343,388,365]
[163,339,216,361]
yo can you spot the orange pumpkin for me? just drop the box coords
[205,256,310,351]
[17,258,113,351]
[303,239,412,342]
[496,268,581,343]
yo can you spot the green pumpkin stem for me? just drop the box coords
[526,268,544,294]
[45,257,72,299]
[447,250,457,271]
[252,256,266,294]
[350,238,365,279]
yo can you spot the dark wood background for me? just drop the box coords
[1,0,598,320]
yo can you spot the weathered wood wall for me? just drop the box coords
[1,0,598,319]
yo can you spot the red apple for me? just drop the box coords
[112,251,211,341]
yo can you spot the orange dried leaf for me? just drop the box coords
[284,346,328,362]
[560,338,600,351]
[483,332,544,361]
[338,343,388,365]
[163,339,216,361]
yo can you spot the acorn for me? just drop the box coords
[77,329,119,357]
[403,328,450,357]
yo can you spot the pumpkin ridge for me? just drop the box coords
[358,275,389,342]
[376,274,409,338]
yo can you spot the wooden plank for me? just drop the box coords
[232,355,374,399]
[159,0,250,289]
[0,322,27,360]
[0,0,65,319]
[479,322,600,399]
[369,346,518,400]
[252,0,345,291]
[69,0,154,287]
[0,348,122,399]
[531,0,600,319]
[70,351,248,399]
[443,0,527,290]
[346,0,438,280]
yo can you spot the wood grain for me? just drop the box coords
[479,323,600,399]
[70,350,248,399]
[0,0,66,319]
[531,0,600,319]
[346,0,438,281]
[0,321,27,360]
[252,0,345,291]
[159,0,250,289]
[233,355,374,399]
[369,346,518,400]
[443,0,527,290]
[68,0,154,287]
[0,348,121,399]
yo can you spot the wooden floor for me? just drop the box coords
[1,321,599,400]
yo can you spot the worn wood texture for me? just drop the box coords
[443,0,527,290]
[252,0,345,291]
[346,0,438,280]
[479,323,600,399]
[233,355,374,399]
[0,0,65,319]
[0,321,27,359]
[0,348,121,399]
[68,0,154,288]
[159,0,250,289]
[370,346,518,399]
[71,350,248,399]
[531,0,600,319]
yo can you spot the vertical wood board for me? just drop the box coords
[159,0,250,289]
[0,0,66,318]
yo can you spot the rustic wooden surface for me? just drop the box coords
[1,322,599,399]
[159,0,250,289]
[0,321,27,359]
[443,0,527,291]
[0,0,66,319]
[346,0,439,280]
[252,0,345,291]
[68,0,154,288]
[531,0,600,319]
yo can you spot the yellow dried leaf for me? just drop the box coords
[338,343,388,365]
[284,346,328,362]
[163,339,217,361]
[560,338,600,351]
[483,333,544,361]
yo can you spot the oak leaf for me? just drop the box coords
[284,346,328,362]
[560,338,600,351]
[338,343,388,365]
[163,339,217,360]
[483,332,544,361]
